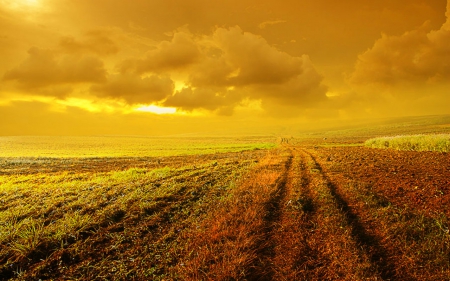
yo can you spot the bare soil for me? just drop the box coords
[318,146,450,217]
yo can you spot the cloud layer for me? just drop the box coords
[116,26,327,114]
[0,0,449,136]
[2,25,328,116]
[350,2,450,89]
[91,74,174,104]
[3,47,106,90]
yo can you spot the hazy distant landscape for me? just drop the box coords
[2,114,450,158]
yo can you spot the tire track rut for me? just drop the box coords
[268,147,318,280]
[247,148,293,280]
[301,148,395,280]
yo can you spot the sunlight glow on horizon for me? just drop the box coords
[134,104,177,114]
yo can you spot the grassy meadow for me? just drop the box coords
[365,134,450,152]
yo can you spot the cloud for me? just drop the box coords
[3,47,106,89]
[164,86,239,115]
[109,26,328,116]
[59,30,119,56]
[336,1,450,119]
[1,24,327,117]
[213,26,303,86]
[249,55,326,104]
[218,26,306,86]
[349,4,450,89]
[258,20,287,29]
[176,26,327,114]
[91,74,174,104]
[120,31,200,74]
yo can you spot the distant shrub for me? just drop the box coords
[365,134,450,152]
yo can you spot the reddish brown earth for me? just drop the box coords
[305,146,450,280]
[316,146,450,217]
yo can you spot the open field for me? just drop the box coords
[1,116,450,280]
[0,136,276,158]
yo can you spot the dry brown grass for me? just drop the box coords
[172,149,290,280]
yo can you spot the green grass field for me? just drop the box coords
[0,136,276,158]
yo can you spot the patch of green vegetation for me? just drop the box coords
[0,136,277,158]
[365,134,450,152]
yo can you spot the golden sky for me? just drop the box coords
[1,0,449,135]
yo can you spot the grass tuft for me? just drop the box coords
[365,134,450,152]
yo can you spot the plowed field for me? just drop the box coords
[321,146,450,217]
[1,145,449,280]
